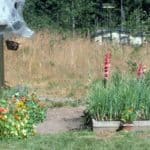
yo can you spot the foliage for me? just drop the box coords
[87,72,150,123]
[2,85,29,99]
[0,92,47,139]
[24,0,150,34]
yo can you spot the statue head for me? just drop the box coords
[0,0,34,38]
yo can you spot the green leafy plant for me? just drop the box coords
[0,93,47,139]
[87,72,150,122]
[1,85,30,100]
[121,109,137,123]
[25,94,47,124]
[87,80,119,121]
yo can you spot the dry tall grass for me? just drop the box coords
[4,31,150,98]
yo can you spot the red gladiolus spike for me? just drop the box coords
[104,52,111,81]
[137,63,145,78]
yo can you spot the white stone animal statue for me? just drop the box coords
[0,0,34,37]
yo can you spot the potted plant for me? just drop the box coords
[89,52,121,133]
[86,80,121,133]
[87,70,150,133]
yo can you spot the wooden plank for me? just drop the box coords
[0,34,4,87]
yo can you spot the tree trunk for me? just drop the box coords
[121,0,125,30]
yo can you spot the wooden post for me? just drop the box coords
[0,34,4,87]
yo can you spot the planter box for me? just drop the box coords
[133,121,150,131]
[92,119,121,133]
[92,119,150,133]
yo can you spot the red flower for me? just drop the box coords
[104,52,111,80]
[137,64,146,78]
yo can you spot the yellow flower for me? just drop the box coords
[22,129,27,136]
[15,124,20,130]
[16,101,26,109]
[128,108,133,113]
[20,122,25,127]
[0,115,7,121]
[0,114,4,120]
[32,129,37,135]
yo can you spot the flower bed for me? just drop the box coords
[86,71,150,132]
[86,51,150,132]
[0,90,47,138]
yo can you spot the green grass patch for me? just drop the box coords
[1,131,150,150]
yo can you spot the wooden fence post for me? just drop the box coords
[0,34,4,87]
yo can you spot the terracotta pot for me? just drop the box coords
[122,123,134,131]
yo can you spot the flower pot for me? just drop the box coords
[5,40,19,51]
[92,119,121,134]
[121,123,134,131]
[133,121,150,131]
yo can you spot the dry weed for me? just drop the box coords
[4,31,150,98]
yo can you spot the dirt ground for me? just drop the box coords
[36,106,86,134]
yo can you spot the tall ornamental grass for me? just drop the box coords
[87,72,150,122]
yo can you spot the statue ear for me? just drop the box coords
[15,0,25,4]
[14,2,18,9]
[15,0,25,17]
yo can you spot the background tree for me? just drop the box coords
[24,0,150,34]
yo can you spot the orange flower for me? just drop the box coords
[0,114,4,119]
[15,115,20,120]
[0,107,9,114]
